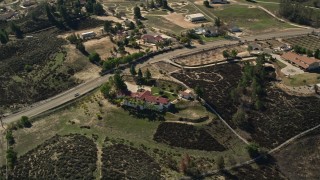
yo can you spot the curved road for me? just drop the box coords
[1,28,318,124]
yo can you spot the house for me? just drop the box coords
[80,31,96,39]
[141,34,164,44]
[281,52,320,71]
[122,90,171,111]
[279,44,292,52]
[194,26,219,37]
[185,13,206,22]
[210,0,228,4]
[179,89,194,100]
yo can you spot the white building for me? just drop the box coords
[185,13,206,22]
[80,31,96,39]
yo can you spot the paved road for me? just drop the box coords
[1,28,317,124]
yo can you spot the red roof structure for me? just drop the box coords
[281,52,319,70]
[131,90,169,104]
[141,34,163,43]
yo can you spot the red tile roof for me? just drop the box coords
[281,52,318,69]
[131,90,169,104]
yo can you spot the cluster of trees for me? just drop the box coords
[66,33,87,54]
[279,0,320,27]
[294,45,320,59]
[100,71,127,99]
[223,49,238,59]
[148,0,171,10]
[7,147,17,169]
[130,65,153,85]
[231,55,268,127]
[102,52,145,71]
[9,22,23,39]
[203,0,211,8]
[134,6,142,19]
[85,0,105,15]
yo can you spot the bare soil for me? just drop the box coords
[163,13,207,28]
[174,45,248,66]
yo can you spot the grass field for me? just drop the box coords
[282,73,320,86]
[212,5,293,34]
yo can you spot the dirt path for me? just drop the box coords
[96,144,103,179]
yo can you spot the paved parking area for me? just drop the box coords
[271,54,305,76]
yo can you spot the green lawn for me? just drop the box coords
[275,60,287,69]
[213,5,294,33]
[145,15,185,34]
[282,73,320,86]
[151,86,178,101]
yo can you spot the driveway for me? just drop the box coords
[271,54,305,76]
[125,82,151,92]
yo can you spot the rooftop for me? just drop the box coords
[281,52,318,69]
[131,90,169,104]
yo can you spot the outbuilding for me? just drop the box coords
[185,13,206,22]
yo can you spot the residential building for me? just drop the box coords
[194,26,219,37]
[281,52,320,71]
[122,90,171,111]
[179,89,194,100]
[80,31,96,39]
[185,13,206,22]
[141,34,164,44]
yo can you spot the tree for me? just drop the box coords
[180,36,191,46]
[6,130,15,145]
[0,29,9,44]
[246,143,260,158]
[130,65,137,76]
[93,3,105,15]
[144,68,152,80]
[222,50,230,59]
[215,17,222,27]
[76,42,87,55]
[66,33,79,44]
[133,6,142,19]
[307,49,314,57]
[254,99,264,110]
[10,22,23,39]
[100,82,112,98]
[113,71,127,91]
[162,0,169,9]
[195,86,204,98]
[150,0,156,8]
[314,49,320,59]
[104,20,114,33]
[6,147,17,169]
[128,22,135,30]
[247,45,253,52]
[216,156,225,170]
[88,52,101,63]
[231,49,238,58]
[46,4,56,23]
[85,0,94,13]
[232,108,246,126]
[20,116,32,128]
[138,68,143,78]
[203,0,210,7]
